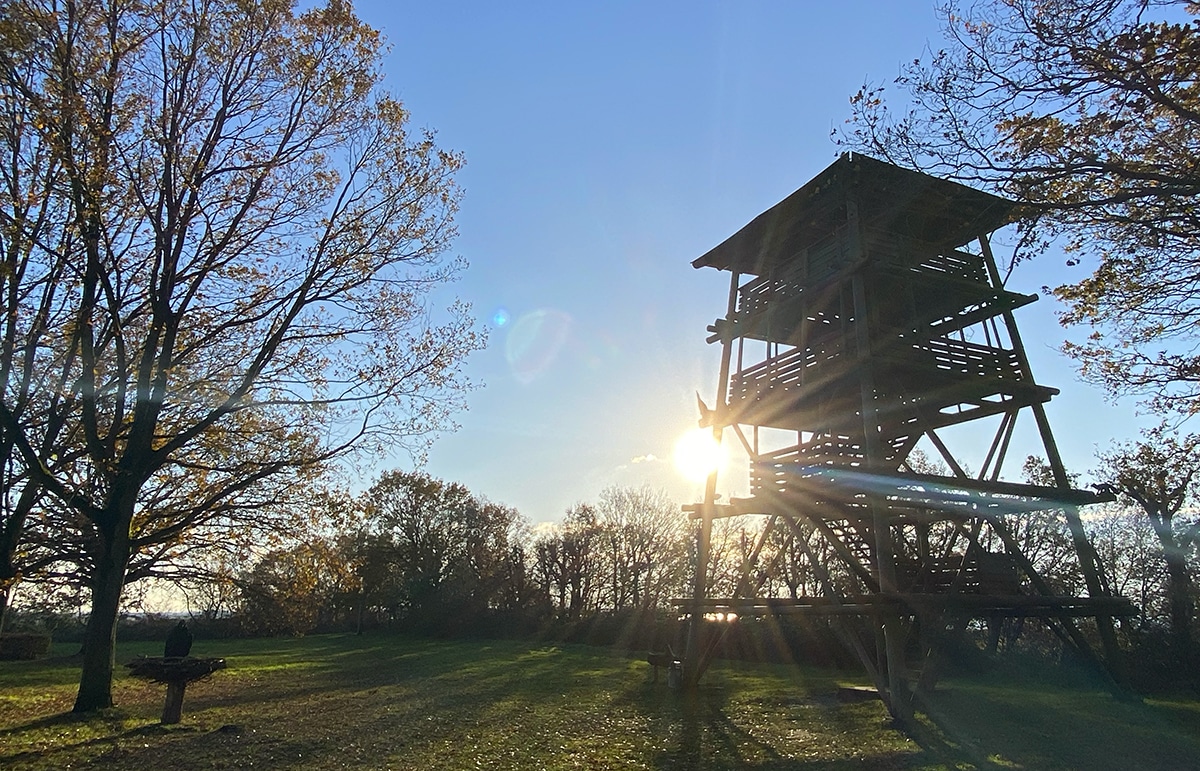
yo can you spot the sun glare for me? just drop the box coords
[673,429,724,483]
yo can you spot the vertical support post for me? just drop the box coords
[162,681,187,725]
[848,200,910,721]
[979,234,1127,690]
[683,269,740,688]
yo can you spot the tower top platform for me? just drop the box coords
[693,153,1014,277]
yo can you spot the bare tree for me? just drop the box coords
[532,504,604,620]
[595,486,688,611]
[1098,427,1200,666]
[1087,501,1163,631]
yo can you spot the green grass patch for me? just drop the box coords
[1,634,1198,769]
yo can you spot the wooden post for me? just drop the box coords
[849,201,910,722]
[161,681,187,725]
[683,269,739,688]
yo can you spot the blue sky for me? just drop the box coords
[350,1,1150,523]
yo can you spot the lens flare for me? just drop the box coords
[673,429,723,482]
[505,309,572,384]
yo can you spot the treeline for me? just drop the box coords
[229,476,692,640]
[6,459,1196,690]
[220,463,1196,687]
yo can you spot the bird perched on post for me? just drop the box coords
[164,620,194,659]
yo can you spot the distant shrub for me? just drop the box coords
[0,632,52,660]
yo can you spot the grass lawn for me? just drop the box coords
[1,634,1198,769]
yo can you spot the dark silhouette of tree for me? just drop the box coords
[370,471,472,620]
[0,0,478,711]
[237,539,339,637]
[533,504,603,620]
[840,0,1200,414]
[362,470,525,630]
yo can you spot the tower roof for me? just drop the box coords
[694,153,1015,276]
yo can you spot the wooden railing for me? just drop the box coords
[749,443,866,497]
[735,227,852,316]
[916,336,1022,381]
[898,553,1021,595]
[729,334,1023,408]
[732,231,995,340]
[862,228,990,285]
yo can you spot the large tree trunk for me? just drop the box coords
[1147,515,1195,663]
[73,522,131,713]
[1162,543,1194,661]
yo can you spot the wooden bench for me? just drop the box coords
[646,648,681,687]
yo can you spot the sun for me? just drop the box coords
[673,429,724,483]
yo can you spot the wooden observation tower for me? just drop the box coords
[681,153,1131,719]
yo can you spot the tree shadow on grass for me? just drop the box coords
[4,720,322,771]
[0,709,108,738]
[11,636,1198,770]
[0,705,152,739]
[144,637,639,769]
[0,709,211,768]
[615,669,1024,770]
[653,687,795,769]
[1,634,518,769]
[913,679,1200,771]
[151,633,494,713]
